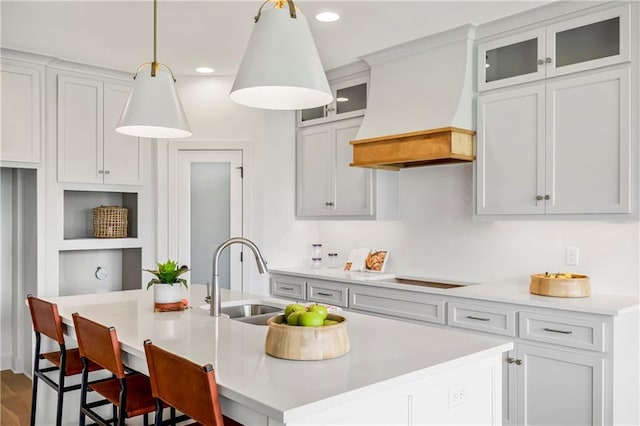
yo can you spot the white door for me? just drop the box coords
[177,151,243,292]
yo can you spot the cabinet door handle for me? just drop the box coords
[537,59,545,65]
[280,286,295,291]
[544,195,550,200]
[515,359,523,365]
[104,170,110,175]
[543,327,573,335]
[325,202,335,207]
[466,315,490,322]
[98,170,104,175]
[317,292,334,297]
[536,195,543,201]
[545,57,552,64]
[507,357,515,364]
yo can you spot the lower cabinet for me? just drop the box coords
[511,343,604,426]
[269,273,637,426]
[349,284,446,325]
[271,274,307,300]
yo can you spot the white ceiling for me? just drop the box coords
[1,1,550,77]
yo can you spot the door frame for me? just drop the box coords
[158,139,254,294]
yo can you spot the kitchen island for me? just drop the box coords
[40,285,512,425]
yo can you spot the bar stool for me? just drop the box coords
[72,312,158,426]
[27,294,102,426]
[143,339,243,426]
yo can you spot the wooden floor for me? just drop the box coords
[1,370,32,426]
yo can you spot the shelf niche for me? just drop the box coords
[63,190,138,239]
[58,248,142,296]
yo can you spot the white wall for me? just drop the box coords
[176,74,639,297]
[1,168,14,369]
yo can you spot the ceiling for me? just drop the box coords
[1,1,550,77]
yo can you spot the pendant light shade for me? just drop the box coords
[115,0,191,139]
[230,2,333,110]
[116,63,191,139]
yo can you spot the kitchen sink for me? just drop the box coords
[221,304,283,326]
[388,278,466,289]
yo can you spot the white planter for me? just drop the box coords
[153,283,183,304]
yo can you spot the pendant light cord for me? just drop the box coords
[152,0,158,76]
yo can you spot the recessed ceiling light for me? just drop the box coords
[195,66,215,74]
[315,11,340,23]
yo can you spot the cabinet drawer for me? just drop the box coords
[349,285,446,325]
[307,280,348,307]
[448,302,516,337]
[271,275,306,300]
[519,311,605,352]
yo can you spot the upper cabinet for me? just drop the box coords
[478,4,630,91]
[297,117,373,218]
[0,58,44,164]
[57,72,141,185]
[477,68,630,215]
[297,73,369,127]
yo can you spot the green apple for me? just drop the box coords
[287,311,305,326]
[323,319,338,326]
[307,303,328,320]
[284,303,307,319]
[299,311,324,327]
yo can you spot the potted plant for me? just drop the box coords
[144,260,189,305]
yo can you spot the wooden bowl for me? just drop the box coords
[530,273,591,298]
[265,314,350,361]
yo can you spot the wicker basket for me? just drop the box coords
[93,206,128,238]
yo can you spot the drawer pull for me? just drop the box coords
[317,292,334,297]
[466,315,491,322]
[280,286,295,291]
[543,327,573,335]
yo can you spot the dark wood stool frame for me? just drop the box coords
[27,294,102,426]
[144,339,242,426]
[72,312,160,426]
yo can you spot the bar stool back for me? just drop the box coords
[27,294,101,426]
[143,340,242,426]
[72,312,157,426]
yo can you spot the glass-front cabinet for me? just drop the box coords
[297,73,369,127]
[478,4,630,91]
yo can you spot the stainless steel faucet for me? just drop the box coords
[207,237,268,317]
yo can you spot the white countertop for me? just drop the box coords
[48,285,512,423]
[270,267,640,316]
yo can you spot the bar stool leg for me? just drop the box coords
[30,334,41,426]
[154,399,163,426]
[78,359,88,426]
[55,349,67,426]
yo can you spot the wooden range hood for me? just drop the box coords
[350,127,475,171]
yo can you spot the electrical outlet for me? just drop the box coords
[566,247,579,266]
[448,384,466,408]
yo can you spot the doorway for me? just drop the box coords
[176,150,243,292]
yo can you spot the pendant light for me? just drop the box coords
[116,0,191,139]
[230,0,333,110]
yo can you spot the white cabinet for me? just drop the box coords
[512,343,604,425]
[477,68,630,215]
[297,73,368,127]
[0,58,43,164]
[271,274,307,300]
[349,283,447,325]
[296,117,374,218]
[478,4,630,91]
[57,73,141,185]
